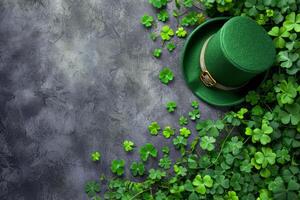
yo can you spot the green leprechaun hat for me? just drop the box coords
[181,16,276,106]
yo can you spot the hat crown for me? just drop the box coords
[220,16,276,73]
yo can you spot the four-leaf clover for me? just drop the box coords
[166,101,177,112]
[160,25,174,41]
[141,14,154,28]
[123,140,135,152]
[90,151,101,162]
[176,27,187,38]
[163,126,175,138]
[148,121,161,135]
[200,136,216,151]
[111,159,125,176]
[159,67,174,84]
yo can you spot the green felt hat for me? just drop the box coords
[181,16,276,106]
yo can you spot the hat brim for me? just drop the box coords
[181,17,268,107]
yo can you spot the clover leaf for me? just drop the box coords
[157,10,169,22]
[85,181,100,197]
[166,101,177,112]
[223,136,243,155]
[191,100,199,109]
[276,148,291,164]
[166,42,176,52]
[148,121,161,135]
[192,175,213,194]
[254,147,276,168]
[179,116,188,126]
[130,161,145,176]
[111,159,125,176]
[123,140,135,152]
[189,109,200,121]
[278,103,300,125]
[159,156,171,169]
[246,123,273,145]
[245,91,260,105]
[174,164,187,176]
[225,191,239,200]
[274,78,299,105]
[196,119,224,137]
[173,135,187,149]
[163,126,175,138]
[277,50,299,69]
[283,12,300,32]
[268,177,300,200]
[91,151,101,162]
[140,143,158,161]
[148,168,166,180]
[268,26,290,48]
[181,12,205,26]
[180,127,191,138]
[153,48,162,58]
[200,136,216,151]
[176,27,187,38]
[160,25,174,41]
[159,67,174,84]
[141,14,154,28]
[149,0,168,9]
[162,146,170,154]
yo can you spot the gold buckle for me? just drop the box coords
[200,70,216,87]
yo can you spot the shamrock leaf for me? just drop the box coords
[111,159,125,176]
[149,0,168,9]
[192,175,213,194]
[148,169,166,180]
[91,151,101,162]
[141,14,154,28]
[268,177,300,200]
[123,140,135,152]
[181,12,205,26]
[225,191,239,200]
[274,78,299,105]
[285,33,300,50]
[278,103,300,125]
[176,27,187,38]
[254,147,276,168]
[173,135,187,149]
[191,100,199,109]
[179,116,188,126]
[148,121,161,135]
[246,123,273,145]
[283,12,300,32]
[196,119,224,137]
[276,148,291,164]
[200,136,216,151]
[166,101,177,112]
[162,146,170,154]
[277,51,299,69]
[174,164,187,176]
[166,42,176,52]
[140,143,157,162]
[153,48,162,58]
[189,109,200,121]
[213,175,229,194]
[244,0,265,16]
[85,181,100,197]
[130,161,145,176]
[179,127,191,138]
[245,91,260,105]
[163,126,175,138]
[240,160,253,173]
[159,67,174,84]
[223,136,243,155]
[160,25,174,41]
[268,26,290,48]
[157,10,169,22]
[159,156,171,169]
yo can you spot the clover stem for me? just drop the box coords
[129,188,151,200]
[206,126,234,169]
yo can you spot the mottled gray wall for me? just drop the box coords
[0,0,223,199]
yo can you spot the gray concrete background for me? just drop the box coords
[0,0,223,199]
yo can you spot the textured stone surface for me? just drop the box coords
[0,0,223,199]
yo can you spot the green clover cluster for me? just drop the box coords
[84,1,300,199]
